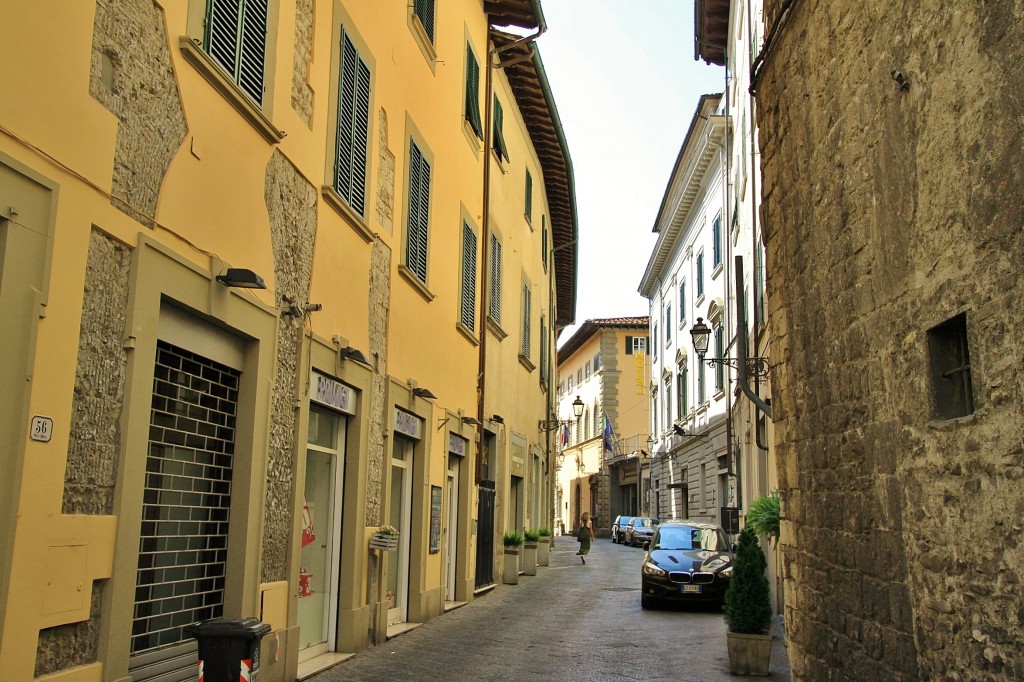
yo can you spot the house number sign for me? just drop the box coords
[31,416,53,443]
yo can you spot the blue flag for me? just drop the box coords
[603,414,617,455]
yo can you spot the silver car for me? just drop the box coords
[624,517,659,547]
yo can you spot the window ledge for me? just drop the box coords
[456,321,479,346]
[462,119,483,153]
[398,265,435,302]
[711,262,724,279]
[322,187,375,243]
[518,354,535,372]
[486,316,508,341]
[408,14,437,70]
[491,148,510,174]
[179,37,285,145]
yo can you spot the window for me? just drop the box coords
[464,44,483,138]
[413,0,434,42]
[334,30,371,217]
[405,139,431,283]
[576,369,583,385]
[520,283,532,359]
[593,351,601,371]
[558,381,564,397]
[714,324,724,392]
[585,361,591,381]
[204,0,269,105]
[664,376,672,428]
[680,280,686,319]
[568,376,574,393]
[492,96,509,163]
[666,305,672,342]
[488,234,502,324]
[525,169,533,222]
[755,238,765,326]
[459,222,477,330]
[539,316,548,379]
[697,356,706,404]
[928,313,974,419]
[677,365,687,418]
[625,336,647,355]
[541,216,548,267]
[713,212,723,268]
[697,251,705,298]
[652,324,659,357]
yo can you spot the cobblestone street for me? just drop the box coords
[310,536,790,681]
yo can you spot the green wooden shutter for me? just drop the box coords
[489,235,502,323]
[714,325,724,391]
[492,96,509,162]
[713,213,723,267]
[521,284,532,358]
[460,223,477,330]
[205,0,267,105]
[541,216,548,265]
[465,46,483,138]
[335,31,370,216]
[414,0,434,42]
[406,141,430,282]
[525,170,533,221]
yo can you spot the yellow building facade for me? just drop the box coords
[0,0,576,679]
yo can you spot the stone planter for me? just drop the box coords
[369,533,398,551]
[537,537,551,566]
[522,542,538,576]
[503,548,521,584]
[726,631,772,676]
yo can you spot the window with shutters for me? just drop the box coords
[525,170,533,224]
[464,44,483,140]
[180,0,282,142]
[493,96,510,164]
[520,282,532,364]
[714,323,725,393]
[712,212,723,269]
[404,138,431,287]
[679,280,687,323]
[333,30,370,219]
[539,316,548,381]
[541,215,548,271]
[697,355,706,405]
[697,250,705,300]
[203,0,268,106]
[677,364,688,418]
[488,234,502,326]
[459,222,478,334]
[413,0,435,43]
[754,238,766,328]
[666,305,672,343]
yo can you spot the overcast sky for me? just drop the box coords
[532,1,725,346]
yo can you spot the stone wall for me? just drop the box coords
[758,2,1024,679]
[291,0,314,127]
[261,150,318,583]
[89,0,186,227]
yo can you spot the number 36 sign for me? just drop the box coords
[30,416,53,443]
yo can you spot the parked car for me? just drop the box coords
[624,517,659,547]
[611,515,634,544]
[640,520,734,609]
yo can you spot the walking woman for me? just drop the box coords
[576,511,594,564]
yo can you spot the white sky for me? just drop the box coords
[532,1,725,346]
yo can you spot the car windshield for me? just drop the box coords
[618,517,633,526]
[636,518,655,528]
[655,526,728,551]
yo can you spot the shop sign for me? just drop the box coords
[312,371,356,415]
[448,432,467,457]
[394,408,423,440]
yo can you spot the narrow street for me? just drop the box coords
[310,536,791,681]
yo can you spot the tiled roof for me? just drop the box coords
[557,316,650,363]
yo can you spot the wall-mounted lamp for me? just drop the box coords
[437,414,482,430]
[461,416,481,426]
[412,387,437,400]
[557,452,566,466]
[672,422,707,439]
[216,268,266,289]
[538,395,584,431]
[646,435,657,451]
[491,414,504,425]
[690,317,770,379]
[339,346,371,365]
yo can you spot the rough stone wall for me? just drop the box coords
[375,109,395,234]
[365,240,391,526]
[90,0,186,227]
[291,0,314,127]
[758,2,1024,679]
[36,229,130,674]
[261,150,318,583]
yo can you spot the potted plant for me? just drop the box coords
[522,529,540,576]
[502,531,524,585]
[369,525,399,551]
[723,526,774,675]
[745,492,780,546]
[536,527,552,566]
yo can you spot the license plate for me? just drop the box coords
[682,585,702,593]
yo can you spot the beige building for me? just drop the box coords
[554,318,650,537]
[0,1,576,680]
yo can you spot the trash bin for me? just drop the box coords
[185,618,271,682]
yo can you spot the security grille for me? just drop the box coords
[131,340,238,656]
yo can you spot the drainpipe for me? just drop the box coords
[476,19,547,484]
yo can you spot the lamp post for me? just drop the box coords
[539,395,584,431]
[689,317,770,378]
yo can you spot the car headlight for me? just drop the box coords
[719,565,733,578]
[642,561,667,577]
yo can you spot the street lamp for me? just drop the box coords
[689,317,770,379]
[539,395,584,431]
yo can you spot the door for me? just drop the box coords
[444,455,460,602]
[387,437,413,625]
[474,480,495,588]
[298,406,346,661]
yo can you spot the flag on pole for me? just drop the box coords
[560,424,570,447]
[603,414,619,456]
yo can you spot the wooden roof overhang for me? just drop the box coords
[695,0,729,66]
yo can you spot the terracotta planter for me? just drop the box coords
[726,631,772,676]
[537,537,551,566]
[522,542,538,576]
[503,548,520,584]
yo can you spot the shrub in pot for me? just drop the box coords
[502,531,523,585]
[536,527,552,566]
[723,526,773,675]
[522,529,540,575]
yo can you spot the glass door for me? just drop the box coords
[298,406,346,661]
[387,437,413,625]
[445,455,460,602]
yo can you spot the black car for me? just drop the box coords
[624,517,659,547]
[640,521,733,609]
[611,515,634,544]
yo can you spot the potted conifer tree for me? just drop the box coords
[502,531,524,585]
[723,526,774,676]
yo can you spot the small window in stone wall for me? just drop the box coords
[927,313,974,420]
